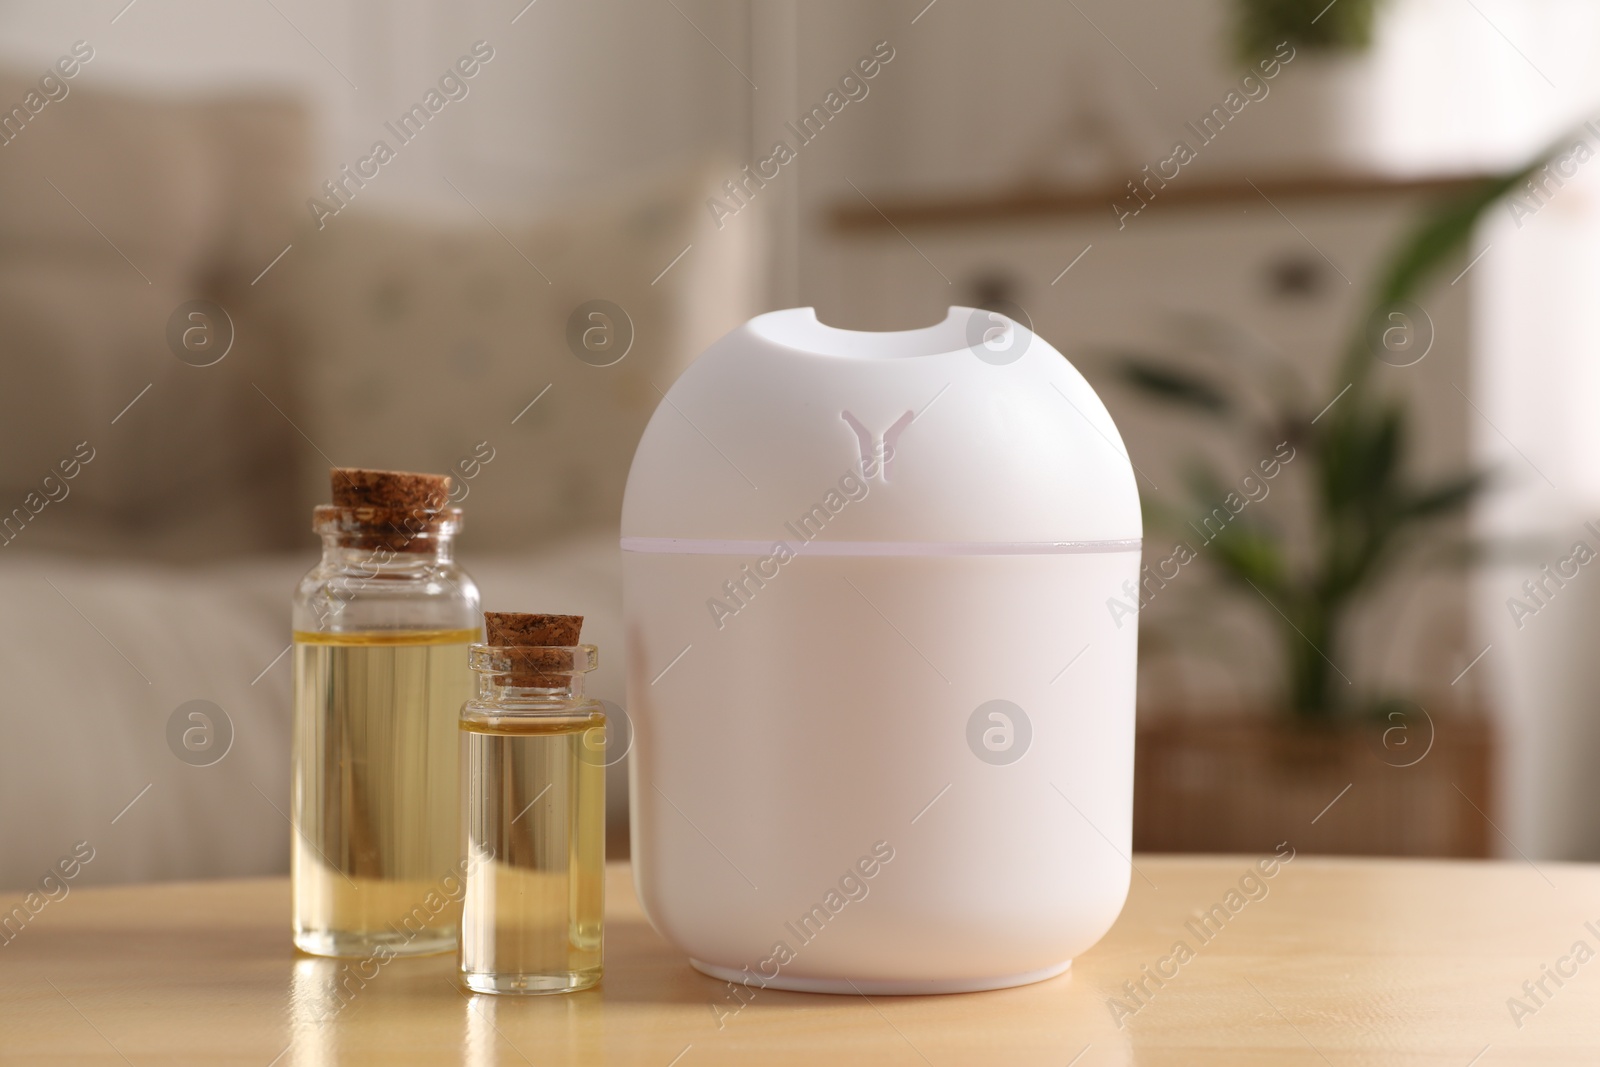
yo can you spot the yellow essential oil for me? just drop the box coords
[460,624,605,995]
[291,627,477,958]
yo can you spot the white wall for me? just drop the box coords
[0,0,750,220]
[4,0,1596,289]
[789,0,1597,197]
[1473,162,1600,860]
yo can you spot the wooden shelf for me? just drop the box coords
[829,172,1493,232]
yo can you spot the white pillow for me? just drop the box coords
[0,77,308,559]
[289,161,762,552]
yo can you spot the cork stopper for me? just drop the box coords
[485,612,584,687]
[315,467,460,552]
[330,468,451,511]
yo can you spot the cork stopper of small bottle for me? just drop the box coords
[485,612,584,687]
[316,467,460,552]
[330,468,452,511]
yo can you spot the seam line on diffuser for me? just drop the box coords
[620,537,1142,556]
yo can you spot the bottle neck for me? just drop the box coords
[311,504,463,569]
[468,644,598,711]
[319,533,455,571]
[474,673,590,709]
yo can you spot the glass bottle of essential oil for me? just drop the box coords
[460,612,605,994]
[291,468,481,958]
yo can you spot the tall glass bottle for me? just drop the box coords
[291,468,480,958]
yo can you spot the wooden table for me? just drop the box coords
[2,857,1596,1065]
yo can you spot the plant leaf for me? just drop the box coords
[1234,0,1378,64]
[1208,520,1292,599]
[1115,357,1233,416]
[1372,163,1547,309]
[1341,137,1564,387]
[1401,471,1488,520]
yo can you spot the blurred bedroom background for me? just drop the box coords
[3,0,1600,887]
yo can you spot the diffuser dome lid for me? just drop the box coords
[621,307,1141,545]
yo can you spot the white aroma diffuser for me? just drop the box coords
[621,307,1141,994]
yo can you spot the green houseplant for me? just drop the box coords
[1235,0,1382,64]
[1116,155,1552,722]
[1118,151,1562,856]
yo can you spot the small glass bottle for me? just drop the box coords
[460,614,606,994]
[291,468,481,958]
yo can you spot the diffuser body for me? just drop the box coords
[621,307,1141,994]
